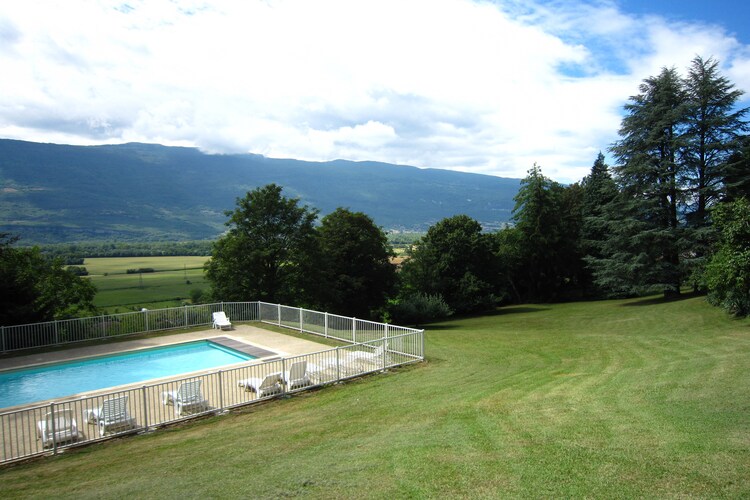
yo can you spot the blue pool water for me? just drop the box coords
[0,341,254,409]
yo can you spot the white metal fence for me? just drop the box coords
[1,302,260,353]
[0,303,424,464]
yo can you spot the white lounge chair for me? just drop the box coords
[84,395,137,437]
[36,409,81,448]
[282,361,312,390]
[212,311,232,330]
[347,344,385,362]
[237,372,283,397]
[320,352,359,376]
[162,380,209,416]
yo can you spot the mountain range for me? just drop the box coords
[0,139,521,244]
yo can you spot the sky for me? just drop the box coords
[1,0,749,183]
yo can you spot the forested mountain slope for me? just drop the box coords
[0,139,520,243]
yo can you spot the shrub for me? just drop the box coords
[387,293,453,326]
[67,266,89,276]
[189,288,205,304]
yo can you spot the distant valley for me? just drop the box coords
[0,139,520,244]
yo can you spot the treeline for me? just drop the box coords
[39,240,213,261]
[403,56,749,316]
[203,56,750,322]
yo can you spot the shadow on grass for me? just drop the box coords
[416,305,551,331]
[486,306,551,315]
[620,291,704,307]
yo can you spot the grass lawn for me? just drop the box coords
[2,295,749,498]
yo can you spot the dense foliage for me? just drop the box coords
[0,233,97,325]
[399,215,498,314]
[316,208,397,318]
[705,198,750,316]
[205,188,397,319]
[507,164,585,301]
[205,184,319,305]
[39,241,213,260]
[587,56,748,301]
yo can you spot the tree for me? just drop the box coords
[580,153,619,296]
[682,56,747,225]
[723,135,750,202]
[316,208,397,318]
[511,164,585,301]
[0,233,97,325]
[704,197,750,316]
[604,67,688,297]
[400,215,498,314]
[491,226,524,304]
[205,184,319,305]
[681,57,748,289]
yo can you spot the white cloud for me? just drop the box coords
[0,0,748,183]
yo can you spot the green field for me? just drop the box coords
[84,256,210,311]
[2,295,748,498]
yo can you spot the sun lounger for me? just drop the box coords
[162,380,209,416]
[37,409,81,448]
[237,372,283,397]
[282,361,312,390]
[84,395,137,437]
[212,311,232,330]
[347,344,385,362]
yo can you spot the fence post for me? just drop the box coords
[141,386,150,431]
[421,329,425,360]
[335,347,341,381]
[299,308,303,333]
[277,304,281,327]
[100,315,106,339]
[352,318,356,343]
[184,305,188,327]
[50,402,58,455]
[1,325,5,352]
[281,358,287,396]
[382,337,387,371]
[217,371,224,410]
[144,309,149,333]
[324,313,328,338]
[54,321,59,345]
[257,301,262,322]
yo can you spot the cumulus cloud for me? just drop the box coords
[0,0,748,182]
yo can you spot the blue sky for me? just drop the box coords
[619,0,750,43]
[0,0,748,183]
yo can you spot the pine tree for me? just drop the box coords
[682,56,748,225]
[511,164,584,300]
[580,152,618,295]
[604,67,687,297]
[724,135,750,201]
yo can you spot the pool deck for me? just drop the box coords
[0,324,331,371]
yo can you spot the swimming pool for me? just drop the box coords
[0,340,255,409]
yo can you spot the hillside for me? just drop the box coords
[0,139,520,243]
